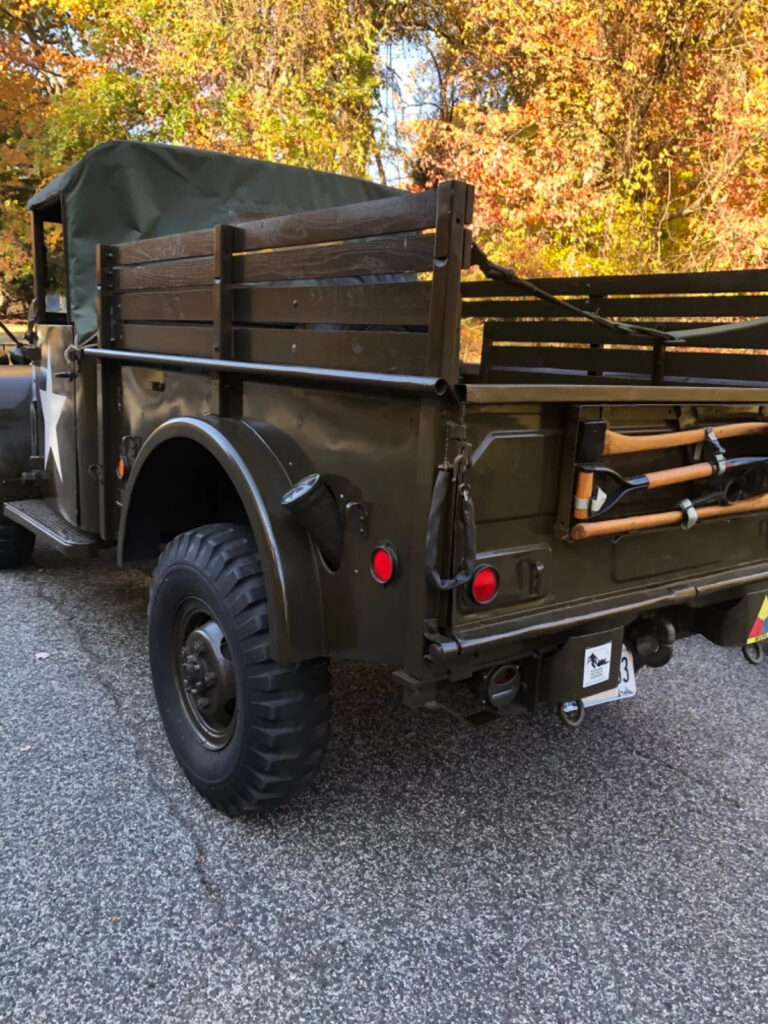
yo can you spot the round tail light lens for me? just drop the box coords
[371,545,396,584]
[470,565,499,604]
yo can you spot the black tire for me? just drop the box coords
[148,523,331,814]
[0,514,35,569]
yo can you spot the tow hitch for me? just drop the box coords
[558,700,586,728]
[556,644,638,729]
[743,642,764,665]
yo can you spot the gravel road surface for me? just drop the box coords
[1,541,767,1023]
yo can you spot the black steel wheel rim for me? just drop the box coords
[172,598,237,749]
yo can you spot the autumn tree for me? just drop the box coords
[44,0,383,177]
[1,0,766,307]
[396,0,768,274]
[0,2,85,309]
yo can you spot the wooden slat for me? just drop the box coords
[235,232,435,284]
[115,228,215,266]
[665,351,768,383]
[462,268,768,298]
[114,235,435,293]
[483,319,768,348]
[119,323,215,356]
[233,326,428,375]
[481,366,645,386]
[464,295,768,319]
[487,343,653,375]
[239,190,438,252]
[118,288,213,322]
[232,281,431,326]
[115,257,214,292]
[483,354,768,385]
[485,342,768,382]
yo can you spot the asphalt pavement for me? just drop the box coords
[1,541,767,1023]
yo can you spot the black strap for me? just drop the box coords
[425,469,477,591]
[472,245,675,341]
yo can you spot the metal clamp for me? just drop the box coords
[705,426,726,475]
[678,498,699,530]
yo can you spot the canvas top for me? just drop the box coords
[28,140,400,339]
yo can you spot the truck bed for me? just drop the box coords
[84,182,768,681]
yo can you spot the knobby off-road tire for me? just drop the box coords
[0,514,35,569]
[148,523,331,814]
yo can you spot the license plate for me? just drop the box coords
[582,646,636,708]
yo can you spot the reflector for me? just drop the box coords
[471,566,498,604]
[371,546,395,584]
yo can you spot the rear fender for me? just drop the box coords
[118,416,325,662]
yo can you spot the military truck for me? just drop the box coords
[3,140,768,813]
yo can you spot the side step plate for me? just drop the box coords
[3,499,97,558]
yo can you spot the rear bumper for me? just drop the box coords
[426,558,768,667]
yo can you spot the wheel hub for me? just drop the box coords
[174,609,237,748]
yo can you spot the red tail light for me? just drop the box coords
[371,545,396,584]
[470,565,499,604]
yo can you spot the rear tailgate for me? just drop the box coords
[449,385,768,652]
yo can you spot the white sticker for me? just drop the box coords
[583,642,613,688]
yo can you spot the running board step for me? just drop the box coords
[3,499,97,557]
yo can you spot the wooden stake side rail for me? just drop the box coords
[117,281,434,326]
[474,265,768,386]
[102,182,473,381]
[468,294,768,320]
[479,347,768,388]
[462,267,768,298]
[483,318,768,348]
[113,234,440,292]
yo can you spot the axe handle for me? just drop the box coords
[602,421,768,456]
[571,492,768,541]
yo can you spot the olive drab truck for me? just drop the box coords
[2,139,768,813]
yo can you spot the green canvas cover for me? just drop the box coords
[28,140,401,341]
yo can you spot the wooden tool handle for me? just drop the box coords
[572,470,594,520]
[644,462,714,489]
[571,492,768,540]
[602,421,768,456]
